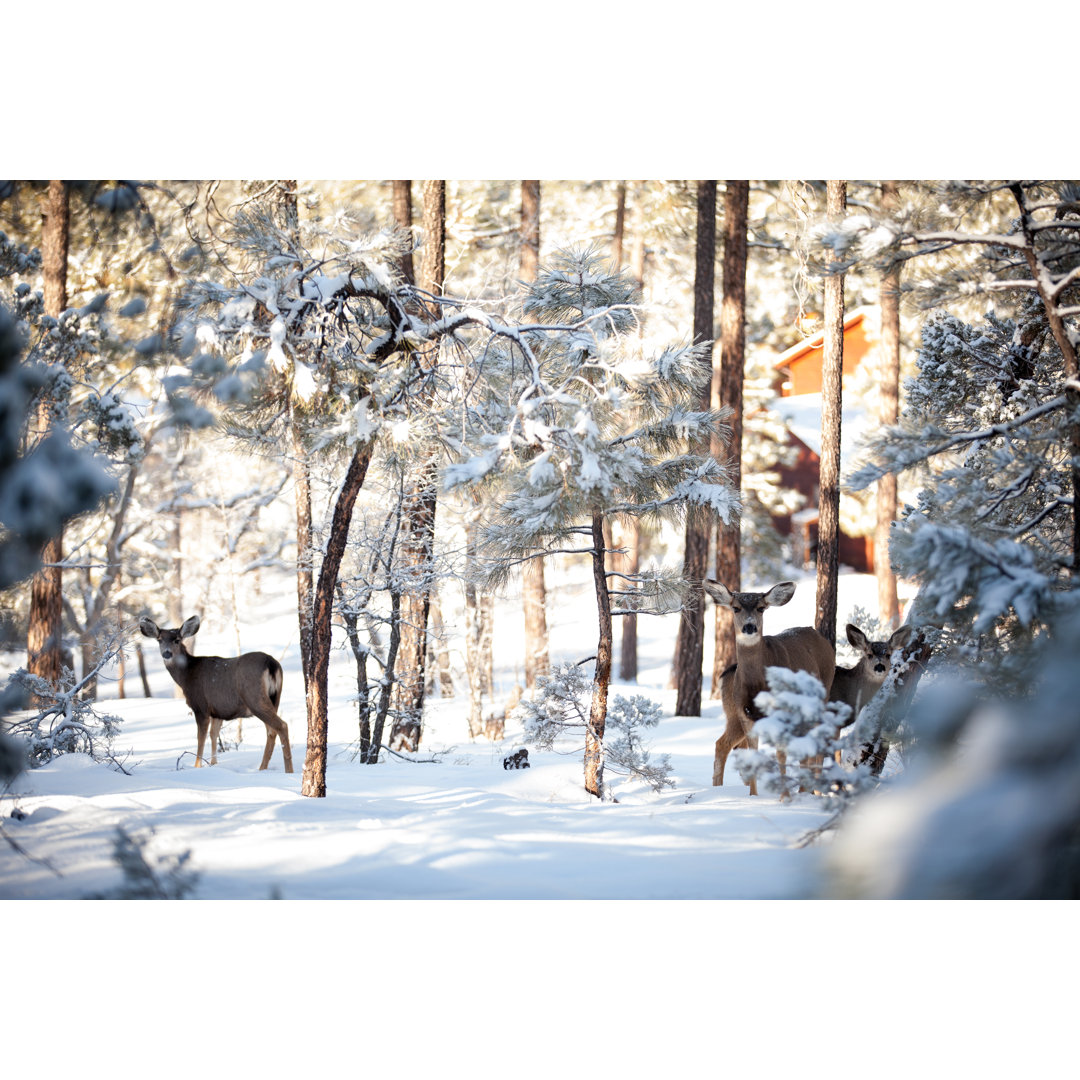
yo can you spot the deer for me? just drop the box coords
[704,580,836,796]
[829,623,914,725]
[139,615,293,773]
[828,622,915,769]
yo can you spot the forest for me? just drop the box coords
[1,177,1078,915]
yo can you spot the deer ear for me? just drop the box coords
[889,624,914,650]
[139,618,159,639]
[180,615,201,638]
[703,580,733,607]
[846,624,870,652]
[764,581,796,607]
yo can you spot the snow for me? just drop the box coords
[774,392,871,465]
[0,564,897,901]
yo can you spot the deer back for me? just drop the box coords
[180,652,282,721]
[762,627,836,695]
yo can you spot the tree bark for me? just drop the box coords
[519,180,550,688]
[137,643,151,697]
[464,503,486,739]
[617,518,640,681]
[619,187,647,679]
[390,180,444,751]
[815,180,846,647]
[258,182,318,724]
[674,180,716,717]
[427,588,454,697]
[76,460,140,699]
[612,181,626,269]
[875,181,902,626]
[302,441,374,797]
[290,405,316,711]
[392,180,415,286]
[712,180,749,694]
[584,510,612,799]
[27,179,70,690]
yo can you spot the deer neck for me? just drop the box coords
[163,648,192,685]
[733,634,768,688]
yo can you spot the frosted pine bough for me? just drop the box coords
[513,662,673,799]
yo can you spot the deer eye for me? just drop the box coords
[732,606,741,613]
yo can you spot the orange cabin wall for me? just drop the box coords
[778,318,875,397]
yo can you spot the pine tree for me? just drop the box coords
[26,180,70,690]
[874,180,902,625]
[844,181,1080,678]
[446,249,738,796]
[815,179,846,646]
[673,181,717,717]
[175,211,433,796]
[389,180,445,752]
[712,180,749,689]
[519,180,550,689]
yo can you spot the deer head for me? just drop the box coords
[703,580,796,644]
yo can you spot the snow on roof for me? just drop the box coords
[772,309,870,370]
[772,392,873,466]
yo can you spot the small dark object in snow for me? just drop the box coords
[10,807,27,821]
[503,748,530,770]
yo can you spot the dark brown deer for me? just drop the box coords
[139,615,293,772]
[705,580,835,796]
[829,623,914,725]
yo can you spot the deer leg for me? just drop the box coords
[714,723,756,794]
[209,716,223,765]
[256,710,293,773]
[713,728,745,787]
[194,713,210,767]
[259,722,277,771]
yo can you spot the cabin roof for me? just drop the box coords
[772,310,869,371]
[772,392,872,467]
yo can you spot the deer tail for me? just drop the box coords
[264,657,284,709]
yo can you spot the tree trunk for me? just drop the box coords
[428,589,454,697]
[612,181,626,269]
[302,441,374,797]
[630,185,647,293]
[75,461,140,700]
[27,179,70,691]
[265,183,317,720]
[712,180,749,694]
[617,518,640,682]
[584,510,612,799]
[815,180,846,647]
[875,181,902,626]
[341,602,372,759]
[392,180,415,285]
[519,180,551,688]
[291,408,316,712]
[520,180,540,279]
[390,180,444,752]
[137,643,151,697]
[464,506,486,739]
[619,187,647,679]
[389,468,437,751]
[674,180,716,716]
[117,631,126,699]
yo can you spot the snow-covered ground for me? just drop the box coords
[0,562,894,900]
